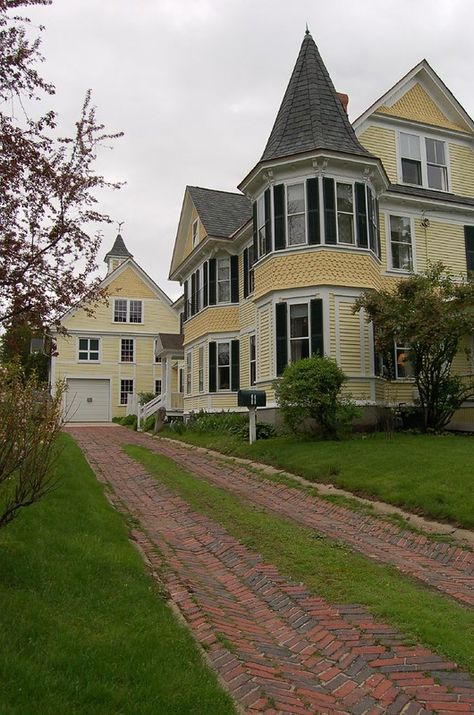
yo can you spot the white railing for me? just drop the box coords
[137,393,164,431]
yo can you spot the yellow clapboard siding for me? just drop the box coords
[211,394,238,410]
[338,299,362,374]
[240,296,257,330]
[257,306,271,381]
[342,380,372,401]
[254,250,382,300]
[414,219,466,274]
[184,306,239,343]
[376,84,466,132]
[449,144,474,198]
[358,126,397,182]
[240,334,251,388]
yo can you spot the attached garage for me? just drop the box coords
[65,378,111,422]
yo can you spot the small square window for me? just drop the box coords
[78,337,100,361]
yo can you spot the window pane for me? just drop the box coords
[396,348,414,378]
[427,164,447,191]
[78,351,88,361]
[337,183,353,213]
[114,299,127,322]
[79,338,88,350]
[90,339,99,351]
[218,343,230,366]
[287,183,304,214]
[290,338,310,362]
[338,213,354,244]
[129,300,142,323]
[218,282,230,302]
[250,335,256,361]
[401,159,422,185]
[155,380,162,394]
[390,216,411,243]
[218,366,230,390]
[426,138,445,165]
[257,194,265,228]
[218,258,230,280]
[288,215,305,245]
[290,304,308,338]
[400,133,420,160]
[392,243,412,271]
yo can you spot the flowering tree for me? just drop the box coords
[0,0,122,332]
[355,263,474,431]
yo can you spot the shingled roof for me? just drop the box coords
[260,31,373,162]
[187,186,252,239]
[387,184,474,207]
[104,234,133,263]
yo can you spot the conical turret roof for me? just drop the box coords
[104,234,133,263]
[260,31,373,162]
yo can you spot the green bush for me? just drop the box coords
[138,392,157,406]
[119,414,137,430]
[169,419,187,435]
[187,410,248,435]
[234,420,276,441]
[143,415,156,432]
[274,356,360,440]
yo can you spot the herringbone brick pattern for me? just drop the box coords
[67,426,474,714]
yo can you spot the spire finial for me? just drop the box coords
[117,220,124,234]
[305,22,310,36]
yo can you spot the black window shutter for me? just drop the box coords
[195,269,200,311]
[231,340,240,391]
[208,341,217,392]
[307,178,320,245]
[190,272,196,315]
[310,299,324,356]
[203,261,208,307]
[230,255,239,303]
[355,182,368,248]
[252,201,258,259]
[208,259,216,305]
[264,188,272,254]
[465,226,474,272]
[183,280,188,321]
[367,186,376,253]
[323,178,337,244]
[275,302,288,376]
[273,184,286,251]
[243,248,249,298]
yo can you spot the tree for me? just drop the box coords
[274,355,360,439]
[0,0,122,332]
[355,263,474,432]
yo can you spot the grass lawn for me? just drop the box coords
[159,429,474,528]
[125,444,474,676]
[0,434,235,715]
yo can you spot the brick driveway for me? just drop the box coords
[67,425,474,715]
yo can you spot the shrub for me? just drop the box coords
[138,392,157,406]
[142,415,156,432]
[234,420,276,441]
[119,414,137,429]
[274,356,360,439]
[169,419,187,435]
[187,410,248,435]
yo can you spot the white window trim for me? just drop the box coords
[119,379,134,406]
[192,218,199,248]
[198,345,205,393]
[397,129,451,192]
[286,180,307,247]
[386,214,416,274]
[113,298,144,324]
[77,336,101,363]
[119,337,135,364]
[185,351,192,395]
[216,339,232,391]
[287,299,311,364]
[155,379,162,395]
[216,256,232,305]
[335,181,356,246]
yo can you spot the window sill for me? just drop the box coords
[399,180,449,193]
[385,268,413,276]
[77,361,101,364]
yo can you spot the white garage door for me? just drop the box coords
[65,379,110,422]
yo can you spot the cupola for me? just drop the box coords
[104,233,133,275]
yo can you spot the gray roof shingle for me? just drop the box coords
[104,234,133,262]
[261,32,373,162]
[387,184,474,207]
[187,186,252,238]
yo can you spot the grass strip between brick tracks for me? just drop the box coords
[124,443,474,676]
[158,429,474,529]
[0,434,235,715]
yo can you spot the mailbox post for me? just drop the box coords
[237,389,266,444]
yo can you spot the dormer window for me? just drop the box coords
[192,219,199,247]
[400,132,448,191]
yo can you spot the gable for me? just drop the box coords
[107,266,158,299]
[376,83,466,132]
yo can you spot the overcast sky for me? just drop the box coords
[24,0,474,300]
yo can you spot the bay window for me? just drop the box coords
[336,182,355,244]
[287,183,306,245]
[217,342,230,390]
[289,304,310,361]
[217,257,231,303]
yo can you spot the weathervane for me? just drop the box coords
[117,220,125,233]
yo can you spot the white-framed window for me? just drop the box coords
[395,344,415,379]
[179,367,184,394]
[186,352,192,395]
[289,304,310,362]
[249,334,256,386]
[399,132,448,191]
[257,193,266,257]
[120,379,133,405]
[198,346,204,392]
[217,341,231,390]
[192,218,199,247]
[389,216,413,271]
[287,182,306,246]
[78,337,100,362]
[154,339,162,363]
[217,257,231,303]
[336,182,355,244]
[120,338,134,363]
[113,299,143,323]
[155,379,162,395]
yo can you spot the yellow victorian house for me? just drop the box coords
[169,31,474,429]
[51,234,182,422]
